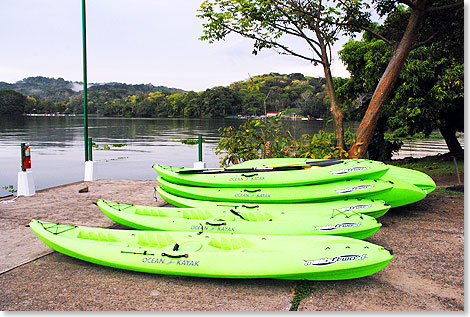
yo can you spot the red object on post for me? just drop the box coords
[23,145,31,169]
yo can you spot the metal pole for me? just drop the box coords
[88,137,93,161]
[82,0,89,162]
[198,136,203,162]
[20,143,25,172]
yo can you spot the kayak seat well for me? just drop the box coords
[208,236,255,250]
[134,208,168,217]
[77,230,120,242]
[237,211,273,221]
[182,209,214,220]
[137,233,176,248]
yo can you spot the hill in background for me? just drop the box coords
[0,76,184,102]
[0,73,329,118]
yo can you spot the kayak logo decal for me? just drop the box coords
[335,185,374,194]
[234,193,271,198]
[228,176,265,182]
[142,257,200,266]
[190,225,236,232]
[330,166,370,175]
[304,254,366,266]
[338,204,372,211]
[313,222,360,231]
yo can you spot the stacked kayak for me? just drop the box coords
[230,158,436,194]
[96,199,382,239]
[153,188,392,218]
[29,220,393,280]
[152,159,390,187]
[157,176,425,208]
[154,158,433,209]
[30,158,434,280]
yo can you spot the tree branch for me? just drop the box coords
[426,1,464,13]
[210,17,325,65]
[412,31,438,49]
[270,0,324,57]
[398,0,418,10]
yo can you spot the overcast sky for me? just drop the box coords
[1,0,351,91]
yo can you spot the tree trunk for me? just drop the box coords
[316,31,344,151]
[440,124,463,154]
[323,63,344,151]
[348,0,429,158]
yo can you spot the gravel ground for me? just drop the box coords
[0,176,464,311]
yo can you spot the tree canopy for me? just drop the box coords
[0,74,330,119]
[198,0,464,158]
[338,2,464,154]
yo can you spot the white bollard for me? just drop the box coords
[84,160,94,181]
[193,161,206,169]
[17,171,35,196]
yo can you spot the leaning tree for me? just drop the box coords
[198,0,464,158]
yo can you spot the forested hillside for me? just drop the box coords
[0,73,330,118]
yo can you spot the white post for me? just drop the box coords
[17,171,35,196]
[84,160,94,181]
[193,161,206,169]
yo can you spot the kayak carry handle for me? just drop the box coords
[241,205,260,209]
[206,221,227,226]
[243,189,261,193]
[241,173,258,177]
[161,252,189,259]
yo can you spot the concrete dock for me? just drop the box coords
[0,178,464,311]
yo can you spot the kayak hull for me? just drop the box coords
[97,200,382,239]
[155,186,392,218]
[158,177,426,208]
[30,220,393,281]
[232,158,436,193]
[153,159,389,188]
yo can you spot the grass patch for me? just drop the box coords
[384,132,444,141]
[386,153,464,178]
[290,280,311,311]
[284,108,302,115]
[434,187,464,196]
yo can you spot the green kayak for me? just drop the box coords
[153,159,389,188]
[381,165,436,193]
[155,186,392,218]
[232,158,436,193]
[158,176,426,208]
[29,220,393,280]
[97,199,381,239]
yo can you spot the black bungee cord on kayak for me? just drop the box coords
[330,208,364,220]
[175,159,344,175]
[39,221,78,235]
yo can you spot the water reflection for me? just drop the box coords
[0,116,462,197]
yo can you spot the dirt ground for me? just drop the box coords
[0,175,464,311]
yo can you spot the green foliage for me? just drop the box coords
[0,76,76,102]
[179,139,202,145]
[290,281,312,311]
[215,114,352,167]
[0,90,27,115]
[337,2,464,154]
[1,185,17,194]
[0,74,330,119]
[92,143,127,150]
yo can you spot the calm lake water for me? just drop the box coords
[0,115,462,197]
